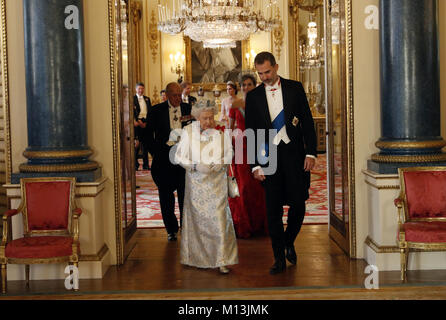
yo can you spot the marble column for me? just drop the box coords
[12,0,101,183]
[368,0,446,174]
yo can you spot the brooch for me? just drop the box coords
[292,116,299,127]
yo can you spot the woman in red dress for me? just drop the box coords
[228,74,268,238]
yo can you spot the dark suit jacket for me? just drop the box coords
[245,77,317,198]
[144,101,193,189]
[133,95,152,140]
[144,101,193,159]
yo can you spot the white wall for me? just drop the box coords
[352,0,381,258]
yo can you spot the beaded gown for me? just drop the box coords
[175,122,238,268]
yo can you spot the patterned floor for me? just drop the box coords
[135,154,329,228]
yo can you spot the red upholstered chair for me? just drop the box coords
[0,177,82,293]
[394,167,446,281]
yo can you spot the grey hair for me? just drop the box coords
[191,104,217,119]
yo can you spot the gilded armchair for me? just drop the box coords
[394,167,446,281]
[0,177,82,293]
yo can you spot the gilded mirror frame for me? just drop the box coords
[324,0,356,258]
[0,0,12,185]
[108,0,141,265]
[108,0,125,265]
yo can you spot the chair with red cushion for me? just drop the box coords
[0,177,82,293]
[394,167,446,281]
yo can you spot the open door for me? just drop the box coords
[325,0,356,257]
[111,0,138,264]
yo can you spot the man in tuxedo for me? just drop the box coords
[245,52,317,275]
[145,82,193,241]
[180,81,197,107]
[134,82,151,171]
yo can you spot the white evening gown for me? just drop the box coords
[174,122,238,268]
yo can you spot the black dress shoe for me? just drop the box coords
[285,245,297,265]
[167,233,177,241]
[269,261,286,275]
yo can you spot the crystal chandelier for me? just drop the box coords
[299,18,324,70]
[157,0,279,48]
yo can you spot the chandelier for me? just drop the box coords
[157,0,279,48]
[299,17,324,70]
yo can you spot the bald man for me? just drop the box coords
[144,82,194,241]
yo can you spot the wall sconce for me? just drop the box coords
[169,51,185,83]
[213,85,222,111]
[245,49,257,72]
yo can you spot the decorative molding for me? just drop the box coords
[375,140,446,150]
[130,1,142,24]
[289,0,300,81]
[0,0,12,184]
[80,244,109,261]
[365,236,399,253]
[19,161,99,173]
[291,0,323,12]
[364,180,400,190]
[6,178,107,199]
[148,9,159,64]
[129,1,143,88]
[108,0,124,266]
[75,188,105,198]
[362,169,398,179]
[152,85,160,105]
[346,0,356,259]
[273,7,284,58]
[23,149,93,160]
[371,153,446,163]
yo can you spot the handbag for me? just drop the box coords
[227,164,240,198]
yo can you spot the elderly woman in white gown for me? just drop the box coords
[174,100,238,274]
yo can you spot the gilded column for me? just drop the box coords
[12,0,100,183]
[368,0,446,173]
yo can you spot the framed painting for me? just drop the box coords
[184,36,249,91]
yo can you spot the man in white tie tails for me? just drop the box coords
[245,52,317,275]
[144,83,193,241]
[133,82,151,170]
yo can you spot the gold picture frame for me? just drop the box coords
[184,36,250,92]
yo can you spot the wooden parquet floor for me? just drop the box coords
[2,225,446,300]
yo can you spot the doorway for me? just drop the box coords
[110,0,356,265]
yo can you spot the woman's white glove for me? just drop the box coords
[196,163,212,173]
[210,164,224,172]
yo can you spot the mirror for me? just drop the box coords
[328,0,345,220]
[298,4,325,117]
[115,0,137,245]
[325,0,354,255]
[291,0,327,153]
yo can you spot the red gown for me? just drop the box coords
[228,107,268,238]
